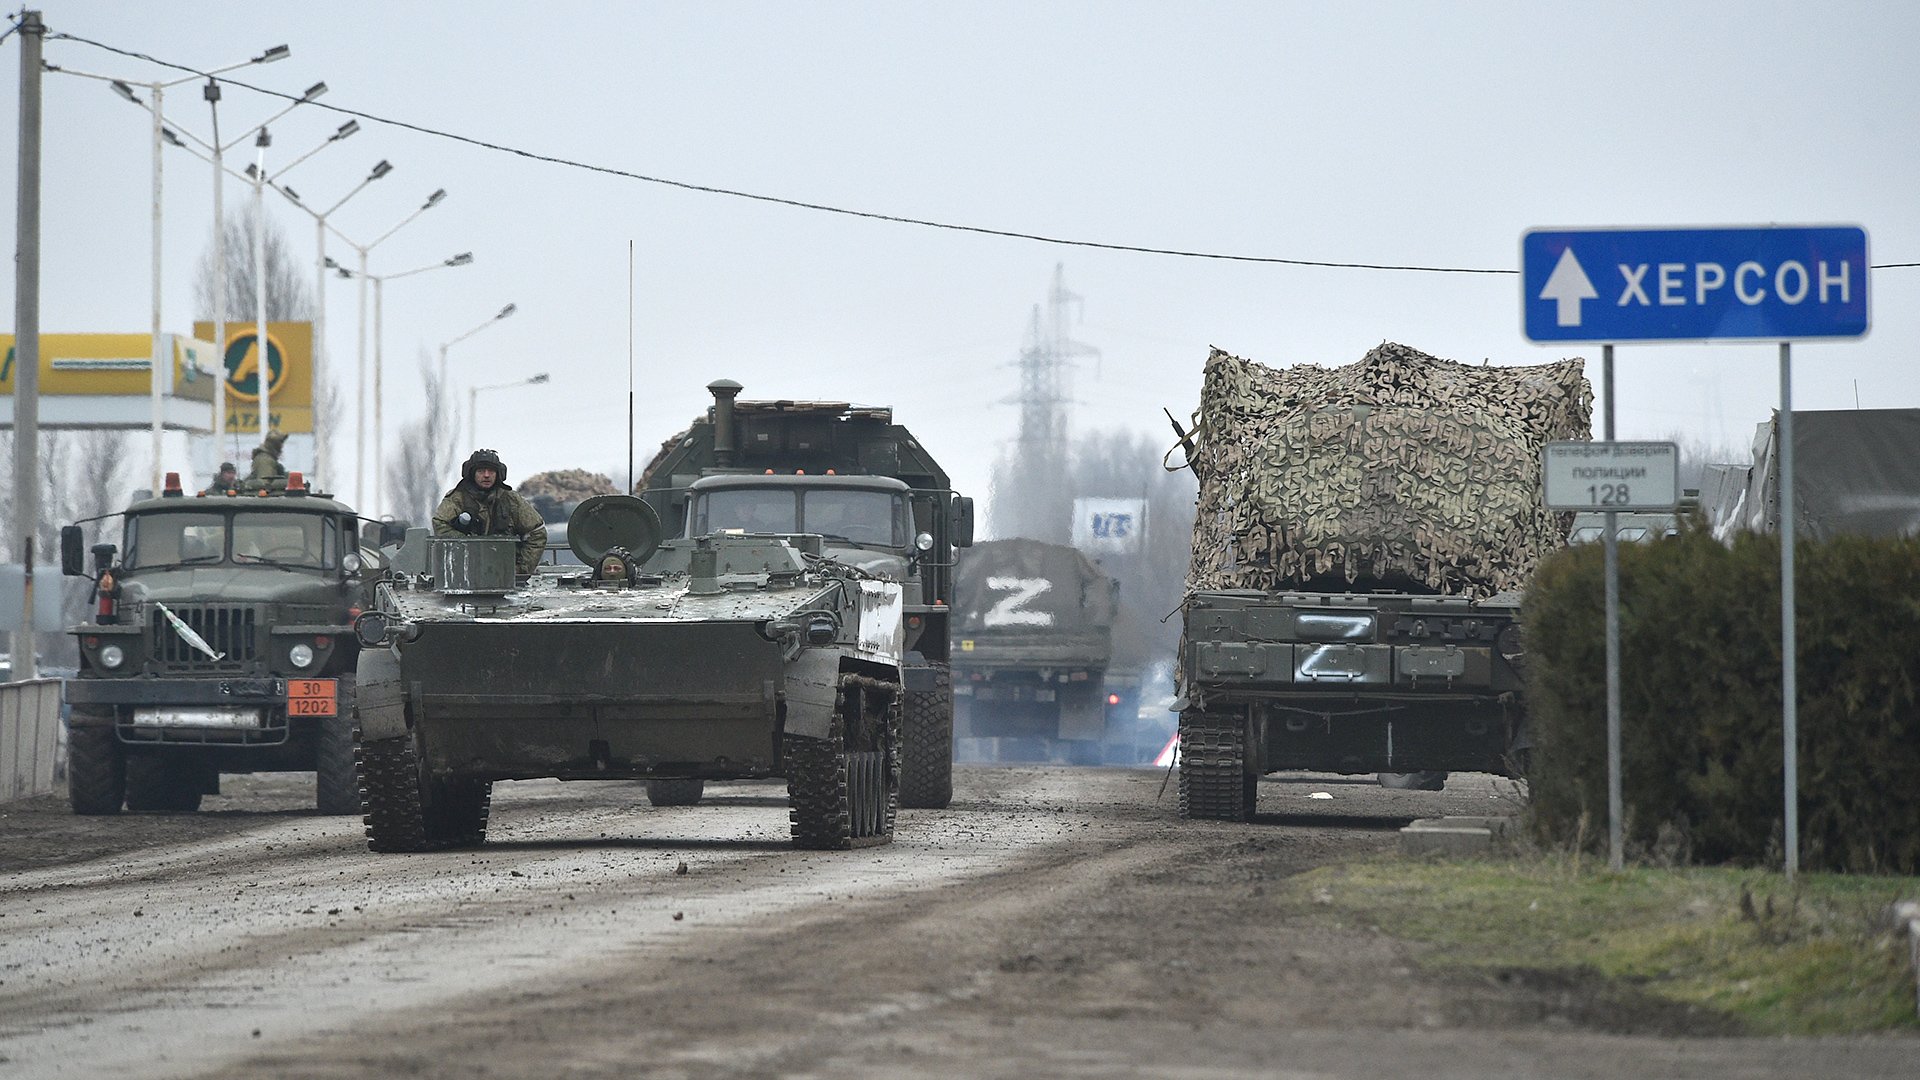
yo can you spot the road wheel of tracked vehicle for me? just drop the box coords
[1177,709,1255,822]
[314,673,360,815]
[899,663,953,810]
[1378,771,1449,791]
[66,712,125,815]
[789,676,899,850]
[124,755,204,813]
[646,778,705,807]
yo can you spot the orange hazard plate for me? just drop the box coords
[288,678,337,717]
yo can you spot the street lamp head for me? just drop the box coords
[110,79,142,105]
[423,188,447,210]
[283,185,303,205]
[244,162,260,179]
[300,81,328,103]
[528,373,551,385]
[335,266,354,279]
[446,252,475,267]
[325,256,340,270]
[203,77,222,104]
[331,119,360,141]
[254,127,271,149]
[369,159,393,181]
[497,303,517,320]
[161,127,187,148]
[255,44,291,65]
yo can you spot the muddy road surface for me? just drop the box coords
[1,766,1912,1079]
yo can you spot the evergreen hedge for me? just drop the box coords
[1522,526,1920,874]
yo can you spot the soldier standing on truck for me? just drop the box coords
[248,432,288,486]
[433,448,548,575]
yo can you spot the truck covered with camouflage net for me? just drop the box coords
[951,538,1130,764]
[60,471,370,815]
[352,495,905,851]
[1175,344,1590,819]
[638,380,974,809]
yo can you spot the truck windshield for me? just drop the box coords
[125,510,338,569]
[697,488,904,546]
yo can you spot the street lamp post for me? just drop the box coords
[438,303,516,389]
[334,251,474,517]
[272,153,386,492]
[327,188,449,510]
[471,373,551,449]
[54,43,291,491]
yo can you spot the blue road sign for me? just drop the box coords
[1522,226,1869,343]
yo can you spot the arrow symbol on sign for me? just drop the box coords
[1539,247,1598,327]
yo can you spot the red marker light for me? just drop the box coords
[1107,694,1121,706]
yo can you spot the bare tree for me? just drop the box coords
[193,202,314,322]
[384,350,460,526]
[0,429,131,668]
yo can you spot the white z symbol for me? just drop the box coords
[984,577,1053,627]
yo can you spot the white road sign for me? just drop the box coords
[1542,441,1680,512]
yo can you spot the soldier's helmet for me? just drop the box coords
[263,431,287,451]
[462,448,509,486]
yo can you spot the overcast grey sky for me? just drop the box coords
[6,1,1917,523]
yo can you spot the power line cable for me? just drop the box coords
[39,28,1920,273]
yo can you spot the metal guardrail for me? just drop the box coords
[1,677,64,802]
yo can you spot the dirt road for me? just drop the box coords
[1,765,1912,1079]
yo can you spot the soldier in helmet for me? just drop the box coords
[433,448,548,576]
[209,461,239,493]
[248,432,288,487]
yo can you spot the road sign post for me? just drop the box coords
[1524,224,1871,880]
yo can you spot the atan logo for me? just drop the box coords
[222,329,287,402]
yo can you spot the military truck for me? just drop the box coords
[1174,344,1590,819]
[1703,408,1920,540]
[950,537,1131,764]
[60,470,370,814]
[351,495,904,851]
[638,380,974,808]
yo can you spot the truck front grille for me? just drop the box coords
[149,606,257,668]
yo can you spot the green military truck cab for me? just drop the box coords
[639,380,974,809]
[61,471,370,815]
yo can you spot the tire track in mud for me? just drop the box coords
[0,768,1127,1079]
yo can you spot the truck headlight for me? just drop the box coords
[289,643,316,669]
[99,644,126,669]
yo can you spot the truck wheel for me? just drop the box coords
[646,778,705,807]
[125,756,204,813]
[900,664,953,809]
[357,733,431,853]
[67,715,125,815]
[314,674,360,815]
[788,680,898,850]
[1177,710,1255,822]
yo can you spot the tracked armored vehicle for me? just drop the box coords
[351,495,905,851]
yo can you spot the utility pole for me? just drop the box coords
[1004,263,1098,542]
[12,11,45,681]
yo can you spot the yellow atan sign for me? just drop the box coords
[0,332,216,396]
[192,321,315,434]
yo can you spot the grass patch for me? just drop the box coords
[1284,854,1920,1035]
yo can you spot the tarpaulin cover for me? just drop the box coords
[1185,343,1591,598]
[1707,409,1920,539]
[954,538,1117,635]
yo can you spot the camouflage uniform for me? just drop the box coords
[433,449,549,575]
[248,433,288,488]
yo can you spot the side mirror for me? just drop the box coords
[950,495,975,548]
[61,525,86,576]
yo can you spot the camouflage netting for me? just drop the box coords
[1186,343,1591,598]
[518,469,618,503]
